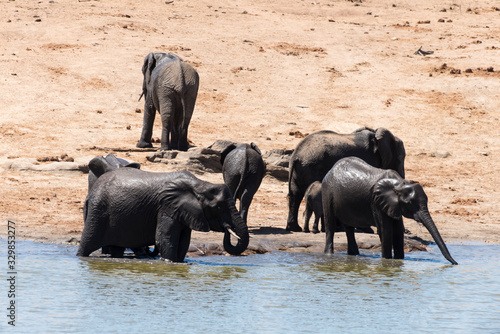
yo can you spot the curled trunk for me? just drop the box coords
[223,204,249,255]
[417,211,458,265]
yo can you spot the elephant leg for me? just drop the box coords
[312,215,321,234]
[323,203,336,254]
[159,99,174,151]
[320,215,325,233]
[345,226,359,255]
[393,219,405,259]
[286,190,304,232]
[303,206,312,233]
[177,228,192,262]
[379,219,394,259]
[156,212,183,262]
[101,246,111,254]
[77,217,105,257]
[137,100,156,148]
[178,89,197,151]
[109,246,125,258]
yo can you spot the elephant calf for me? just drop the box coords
[221,143,266,224]
[303,181,324,234]
[322,157,457,265]
[78,169,249,262]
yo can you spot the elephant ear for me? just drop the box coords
[104,153,122,169]
[373,178,402,219]
[374,128,396,169]
[124,162,141,169]
[250,142,262,155]
[140,53,156,100]
[88,156,115,178]
[220,143,237,165]
[162,178,211,232]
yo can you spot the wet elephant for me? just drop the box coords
[78,169,249,262]
[286,127,406,232]
[322,157,457,265]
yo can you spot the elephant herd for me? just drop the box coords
[77,52,457,265]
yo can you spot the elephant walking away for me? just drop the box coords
[78,169,249,262]
[137,52,199,151]
[286,127,406,232]
[303,181,324,234]
[221,143,266,224]
[322,157,457,265]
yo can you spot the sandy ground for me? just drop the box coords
[1,0,499,257]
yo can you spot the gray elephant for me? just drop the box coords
[221,143,266,224]
[286,127,406,232]
[303,181,324,234]
[137,52,199,151]
[78,169,249,262]
[322,157,457,265]
[87,154,159,257]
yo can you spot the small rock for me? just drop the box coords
[430,151,451,158]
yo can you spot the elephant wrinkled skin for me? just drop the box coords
[322,157,457,265]
[78,169,249,262]
[287,127,406,232]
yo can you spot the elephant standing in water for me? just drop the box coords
[137,52,199,151]
[322,157,457,265]
[78,169,249,262]
[286,127,406,232]
[86,154,158,257]
[221,143,266,224]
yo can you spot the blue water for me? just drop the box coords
[1,239,500,333]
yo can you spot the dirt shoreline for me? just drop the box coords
[0,0,499,258]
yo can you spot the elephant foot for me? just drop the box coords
[136,140,153,148]
[286,223,303,232]
[312,229,320,234]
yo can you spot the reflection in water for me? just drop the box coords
[1,240,500,333]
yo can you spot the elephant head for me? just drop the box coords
[373,178,457,265]
[373,128,406,178]
[161,175,250,256]
[139,52,179,101]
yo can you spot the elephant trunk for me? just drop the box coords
[416,210,457,265]
[223,204,249,255]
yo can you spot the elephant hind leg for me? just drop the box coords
[345,226,359,255]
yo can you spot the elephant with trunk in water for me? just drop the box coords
[322,157,457,265]
[78,169,249,262]
[287,127,406,232]
[137,52,199,151]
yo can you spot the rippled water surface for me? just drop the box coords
[1,239,500,333]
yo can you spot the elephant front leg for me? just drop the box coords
[137,101,156,148]
[156,212,184,262]
[378,218,394,259]
[392,219,405,259]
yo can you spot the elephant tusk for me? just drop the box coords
[227,228,241,240]
[138,92,144,101]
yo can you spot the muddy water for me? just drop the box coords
[1,239,500,333]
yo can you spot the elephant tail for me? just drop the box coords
[233,155,249,200]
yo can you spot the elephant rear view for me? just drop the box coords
[137,52,199,151]
[221,143,266,225]
[286,127,406,232]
